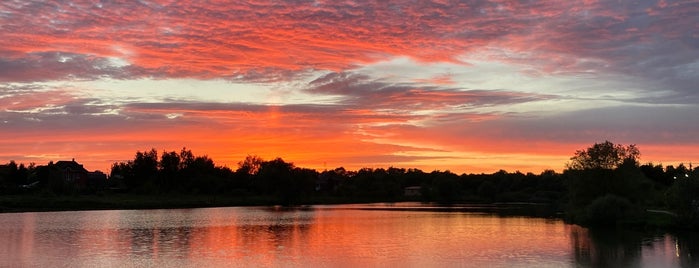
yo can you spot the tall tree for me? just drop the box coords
[160,151,181,174]
[255,158,295,201]
[566,141,640,170]
[179,148,195,170]
[237,155,263,175]
[564,141,650,225]
[133,149,158,179]
[126,149,158,191]
[159,151,181,191]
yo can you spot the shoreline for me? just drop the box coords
[0,193,554,214]
[0,194,683,232]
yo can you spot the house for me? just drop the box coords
[53,159,89,189]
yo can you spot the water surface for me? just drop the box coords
[0,203,694,267]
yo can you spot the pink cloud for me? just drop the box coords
[413,74,456,85]
[2,0,693,82]
[0,88,77,111]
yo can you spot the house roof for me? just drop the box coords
[54,160,88,173]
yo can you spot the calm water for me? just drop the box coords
[0,203,695,267]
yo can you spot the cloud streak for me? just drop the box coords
[307,71,556,111]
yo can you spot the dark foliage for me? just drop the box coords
[564,141,696,228]
[567,141,640,170]
[666,176,699,228]
[583,194,641,226]
[0,141,695,230]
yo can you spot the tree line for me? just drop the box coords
[0,142,697,228]
[105,148,569,205]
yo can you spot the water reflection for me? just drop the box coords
[676,231,699,267]
[571,226,643,267]
[570,225,698,268]
[0,204,696,267]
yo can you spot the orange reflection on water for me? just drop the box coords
[0,205,693,267]
[180,205,574,267]
[186,206,317,266]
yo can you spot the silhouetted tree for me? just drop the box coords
[292,167,319,197]
[33,165,51,187]
[477,180,497,202]
[317,167,349,194]
[110,161,133,189]
[5,161,18,188]
[237,155,263,175]
[15,163,28,186]
[567,141,640,170]
[179,148,195,170]
[640,163,672,187]
[109,149,158,192]
[349,168,402,199]
[160,151,181,174]
[256,158,296,202]
[158,150,180,192]
[182,155,217,193]
[0,161,23,193]
[529,170,564,203]
[432,171,460,203]
[565,142,652,225]
[233,155,264,191]
[665,164,690,182]
[666,174,699,228]
[132,149,158,192]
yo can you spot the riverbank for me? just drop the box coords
[0,193,419,213]
[0,193,562,216]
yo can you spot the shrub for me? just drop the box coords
[585,194,639,226]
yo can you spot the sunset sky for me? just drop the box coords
[1,0,698,174]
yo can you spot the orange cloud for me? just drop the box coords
[1,0,697,84]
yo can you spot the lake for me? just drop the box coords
[0,203,695,267]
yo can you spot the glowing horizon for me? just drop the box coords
[1,1,698,174]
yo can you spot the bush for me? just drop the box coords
[584,194,639,226]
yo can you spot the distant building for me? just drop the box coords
[88,170,107,181]
[88,170,108,189]
[53,159,89,189]
[404,186,422,197]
